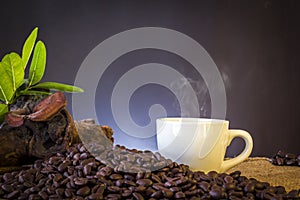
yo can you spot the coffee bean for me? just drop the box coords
[124,180,136,187]
[64,188,74,198]
[244,183,255,193]
[151,190,162,198]
[151,174,162,183]
[286,153,296,159]
[28,194,41,200]
[74,177,88,186]
[1,184,14,192]
[109,174,122,180]
[229,191,243,198]
[0,143,298,200]
[223,182,236,190]
[175,176,188,185]
[121,189,132,197]
[7,190,20,199]
[286,158,297,165]
[164,181,176,187]
[38,191,48,199]
[83,165,92,175]
[133,192,144,200]
[137,179,153,187]
[115,179,124,187]
[58,161,70,172]
[224,175,234,183]
[207,171,218,179]
[88,193,103,199]
[229,171,241,179]
[199,174,211,182]
[135,186,146,192]
[199,181,210,192]
[55,188,64,197]
[53,173,63,182]
[82,158,96,166]
[108,185,121,193]
[49,156,62,166]
[277,157,285,165]
[175,191,185,198]
[77,186,90,196]
[162,188,173,198]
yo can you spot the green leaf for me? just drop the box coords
[0,53,24,103]
[22,27,38,70]
[0,63,10,103]
[0,103,8,123]
[28,40,46,87]
[31,82,84,93]
[18,89,51,96]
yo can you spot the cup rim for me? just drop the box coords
[156,117,228,124]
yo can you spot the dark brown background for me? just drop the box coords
[0,0,299,157]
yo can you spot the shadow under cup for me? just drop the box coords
[156,118,253,173]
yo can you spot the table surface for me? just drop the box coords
[226,157,300,192]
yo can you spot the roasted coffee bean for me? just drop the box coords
[151,190,162,198]
[223,182,236,190]
[229,191,243,198]
[115,179,124,187]
[135,186,146,192]
[83,165,92,175]
[77,186,90,196]
[229,171,241,179]
[151,174,162,183]
[199,181,210,192]
[175,191,186,198]
[224,175,234,183]
[53,173,63,182]
[164,181,175,187]
[137,179,153,187]
[286,153,296,159]
[55,188,64,197]
[207,171,218,179]
[136,172,144,179]
[287,189,300,198]
[199,174,211,182]
[121,189,132,197]
[277,157,285,165]
[109,173,122,180]
[88,193,103,199]
[175,176,188,185]
[28,194,41,200]
[64,188,74,198]
[108,185,121,193]
[133,192,144,200]
[169,186,180,192]
[1,184,14,193]
[286,158,297,165]
[0,143,298,200]
[124,180,136,187]
[162,188,173,198]
[38,191,48,199]
[74,177,88,185]
[270,150,300,167]
[7,190,20,199]
[49,156,62,166]
[244,182,255,193]
[58,161,70,172]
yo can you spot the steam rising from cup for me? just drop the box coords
[170,77,209,118]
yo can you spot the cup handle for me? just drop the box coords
[220,129,253,172]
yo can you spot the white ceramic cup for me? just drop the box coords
[156,118,253,173]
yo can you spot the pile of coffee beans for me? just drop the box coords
[0,144,299,200]
[270,150,300,167]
